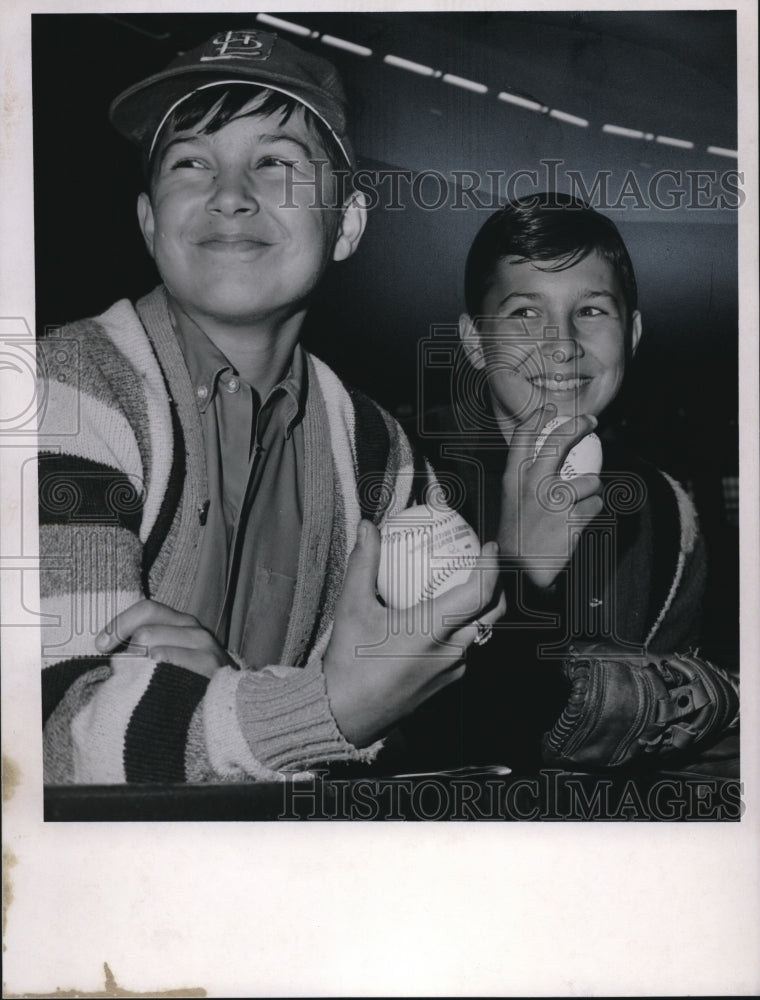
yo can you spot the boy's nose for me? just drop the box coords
[540,336,584,363]
[206,171,260,216]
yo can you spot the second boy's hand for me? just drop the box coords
[498,406,603,589]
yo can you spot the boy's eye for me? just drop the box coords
[169,157,208,171]
[577,306,606,317]
[257,155,297,170]
[507,306,540,319]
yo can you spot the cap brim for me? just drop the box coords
[109,67,354,167]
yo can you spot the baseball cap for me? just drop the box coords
[109,28,354,166]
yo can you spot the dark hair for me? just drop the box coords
[146,83,346,187]
[464,192,638,324]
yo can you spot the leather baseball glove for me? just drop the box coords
[542,650,740,770]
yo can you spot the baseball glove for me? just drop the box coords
[541,650,740,771]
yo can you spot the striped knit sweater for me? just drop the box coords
[39,287,426,784]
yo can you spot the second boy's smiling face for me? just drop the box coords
[462,251,642,431]
[137,94,357,330]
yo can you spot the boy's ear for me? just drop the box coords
[458,313,487,370]
[630,310,643,356]
[332,190,368,263]
[136,192,156,259]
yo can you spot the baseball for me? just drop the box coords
[377,504,481,610]
[534,416,603,480]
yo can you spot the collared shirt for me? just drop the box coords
[174,320,305,669]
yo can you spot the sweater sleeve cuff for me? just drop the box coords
[205,659,383,778]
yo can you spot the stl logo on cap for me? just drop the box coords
[200,29,276,63]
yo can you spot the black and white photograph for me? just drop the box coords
[2,3,759,996]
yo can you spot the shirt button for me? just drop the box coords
[196,385,209,400]
[589,597,603,608]
[226,377,240,393]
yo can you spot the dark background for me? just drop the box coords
[32,11,739,665]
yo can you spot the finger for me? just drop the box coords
[489,588,508,622]
[431,540,503,627]
[565,472,602,501]
[446,584,507,652]
[144,645,223,679]
[96,599,196,652]
[341,519,382,607]
[573,493,605,525]
[504,405,559,488]
[508,403,558,460]
[532,472,601,521]
[122,624,217,656]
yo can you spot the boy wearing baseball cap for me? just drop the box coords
[38,29,503,784]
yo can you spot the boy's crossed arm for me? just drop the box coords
[95,600,232,679]
[85,523,504,775]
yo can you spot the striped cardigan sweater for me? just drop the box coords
[39,287,425,784]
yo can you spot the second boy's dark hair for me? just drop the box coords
[464,192,638,325]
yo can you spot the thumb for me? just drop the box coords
[343,519,382,604]
[506,403,557,469]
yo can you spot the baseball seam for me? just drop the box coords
[380,509,478,606]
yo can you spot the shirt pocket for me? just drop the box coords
[236,566,297,669]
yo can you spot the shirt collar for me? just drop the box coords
[172,314,233,413]
[172,315,307,434]
[277,343,307,438]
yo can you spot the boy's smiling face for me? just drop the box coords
[137,95,356,329]
[462,251,642,431]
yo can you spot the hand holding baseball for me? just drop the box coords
[498,406,604,589]
[323,519,505,748]
[534,415,603,480]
